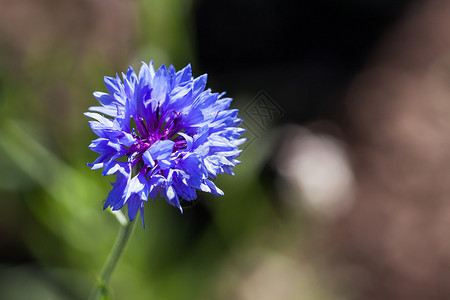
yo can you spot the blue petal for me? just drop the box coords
[104,76,121,95]
[146,140,175,161]
[93,92,120,107]
[162,185,182,213]
[104,174,128,210]
[205,179,224,196]
[142,151,155,168]
[175,63,192,86]
[124,172,147,203]
[192,74,207,99]
[127,194,141,221]
[138,61,152,88]
[140,203,145,228]
[88,105,119,117]
[192,91,218,110]
[103,161,130,177]
[177,132,193,151]
[152,65,170,104]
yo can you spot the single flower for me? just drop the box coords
[86,61,245,226]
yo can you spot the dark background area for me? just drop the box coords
[194,0,416,123]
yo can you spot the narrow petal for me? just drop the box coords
[127,195,141,221]
[152,65,170,104]
[192,74,208,99]
[104,174,128,210]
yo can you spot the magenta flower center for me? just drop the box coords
[128,110,187,170]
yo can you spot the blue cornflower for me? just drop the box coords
[86,61,245,226]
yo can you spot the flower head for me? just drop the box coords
[86,61,245,226]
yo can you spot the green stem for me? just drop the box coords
[88,210,136,300]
